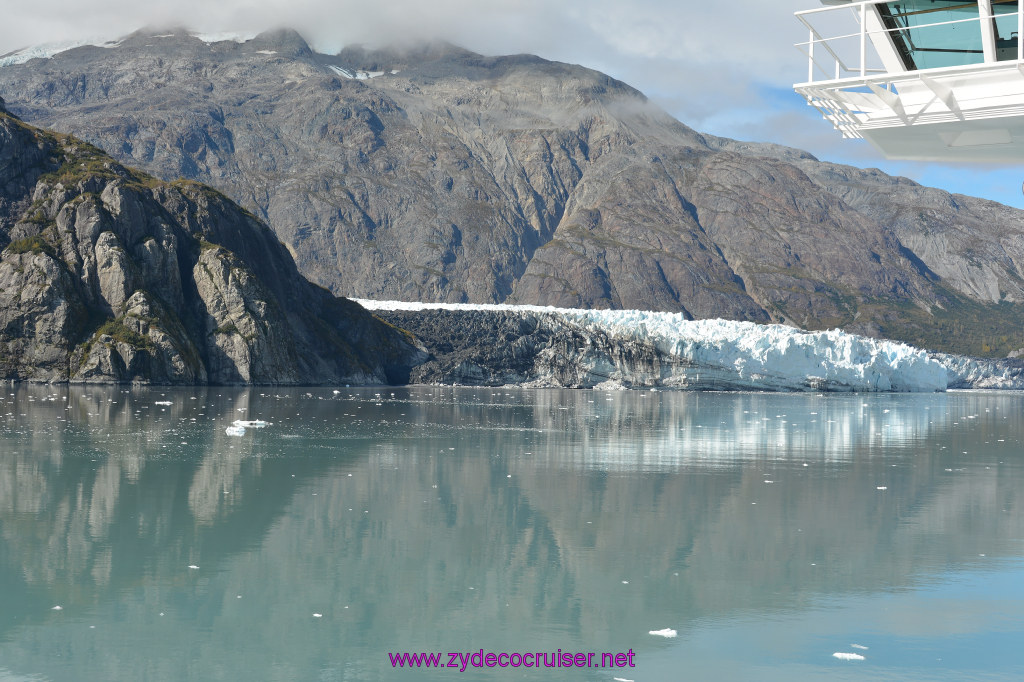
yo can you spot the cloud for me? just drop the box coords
[2,0,1018,208]
[0,0,811,134]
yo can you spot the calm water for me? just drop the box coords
[1,385,1023,681]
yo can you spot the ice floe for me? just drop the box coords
[233,419,269,427]
[833,652,865,661]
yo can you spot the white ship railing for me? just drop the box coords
[796,0,1024,85]
[795,1,1024,142]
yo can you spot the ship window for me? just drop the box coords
[992,0,1021,61]
[879,0,1019,70]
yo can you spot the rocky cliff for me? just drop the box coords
[0,102,422,384]
[3,30,1024,356]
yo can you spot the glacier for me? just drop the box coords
[359,300,968,392]
[0,39,122,67]
[0,33,259,69]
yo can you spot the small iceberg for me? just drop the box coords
[233,419,270,428]
[649,628,677,638]
[833,652,865,661]
[225,425,246,436]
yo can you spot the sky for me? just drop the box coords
[1,0,1022,209]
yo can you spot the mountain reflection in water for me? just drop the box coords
[1,385,1022,680]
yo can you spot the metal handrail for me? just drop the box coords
[796,0,1024,85]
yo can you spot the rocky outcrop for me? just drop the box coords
[0,109,423,384]
[4,31,1024,356]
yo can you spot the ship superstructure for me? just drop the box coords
[795,0,1024,160]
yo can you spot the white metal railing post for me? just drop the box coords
[860,2,867,77]
[809,28,815,82]
[979,0,996,62]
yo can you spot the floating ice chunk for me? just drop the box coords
[851,644,869,650]
[233,419,270,428]
[313,613,323,618]
[649,628,677,638]
[614,678,635,682]
[876,486,888,490]
[187,565,199,570]
[51,605,62,611]
[225,425,246,436]
[833,652,865,661]
[155,401,172,405]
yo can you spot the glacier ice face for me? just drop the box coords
[931,352,1024,389]
[358,300,951,393]
[552,308,947,392]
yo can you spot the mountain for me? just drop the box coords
[0,99,422,383]
[2,29,1024,357]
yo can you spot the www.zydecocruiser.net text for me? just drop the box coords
[389,649,637,672]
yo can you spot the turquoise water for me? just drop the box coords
[1,385,1023,680]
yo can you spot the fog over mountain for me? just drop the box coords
[2,28,1024,357]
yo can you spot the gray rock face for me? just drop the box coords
[0,108,423,384]
[4,31,1024,356]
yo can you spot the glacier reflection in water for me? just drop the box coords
[0,385,1023,681]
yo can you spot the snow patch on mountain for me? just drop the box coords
[326,64,385,80]
[190,32,259,44]
[0,39,121,67]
